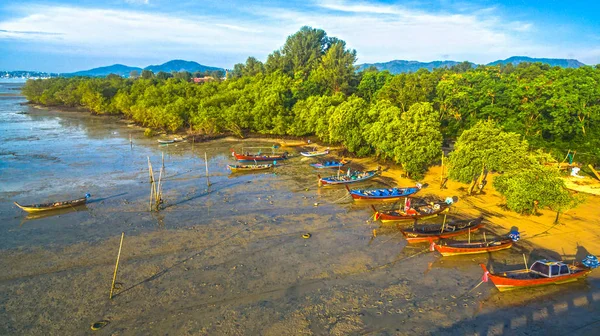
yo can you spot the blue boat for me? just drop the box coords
[346,184,422,201]
[318,169,380,186]
[310,160,348,169]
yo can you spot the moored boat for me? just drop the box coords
[232,151,288,161]
[480,259,595,292]
[228,163,273,172]
[431,238,513,256]
[300,148,330,157]
[14,194,91,213]
[318,168,380,186]
[372,196,455,222]
[401,217,483,243]
[346,184,422,201]
[157,138,182,144]
[310,160,348,169]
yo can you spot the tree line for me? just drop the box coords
[22,26,600,212]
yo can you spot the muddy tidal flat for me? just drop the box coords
[1,81,599,335]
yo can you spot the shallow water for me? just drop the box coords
[0,82,598,335]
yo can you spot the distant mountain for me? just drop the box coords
[69,64,142,77]
[487,56,585,68]
[357,60,473,74]
[66,60,224,77]
[144,59,223,73]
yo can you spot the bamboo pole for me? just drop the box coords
[129,134,132,149]
[205,152,210,187]
[483,232,487,243]
[523,254,528,271]
[156,162,163,211]
[109,232,125,300]
[468,228,471,244]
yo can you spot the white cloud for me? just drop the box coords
[125,0,150,4]
[0,5,280,64]
[0,1,596,67]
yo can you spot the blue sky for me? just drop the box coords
[1,0,599,72]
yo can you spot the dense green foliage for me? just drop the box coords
[448,120,529,183]
[493,165,582,214]
[365,102,441,178]
[23,26,600,172]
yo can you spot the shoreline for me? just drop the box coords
[23,101,600,259]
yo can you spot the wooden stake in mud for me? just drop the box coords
[147,157,156,211]
[109,232,125,300]
[156,161,164,211]
[205,152,211,187]
[523,253,528,271]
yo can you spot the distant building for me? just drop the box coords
[193,76,214,84]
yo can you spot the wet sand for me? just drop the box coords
[1,85,599,335]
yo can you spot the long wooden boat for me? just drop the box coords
[431,238,513,256]
[14,194,91,213]
[227,164,273,172]
[372,197,453,223]
[346,184,421,201]
[300,148,330,157]
[401,217,484,243]
[318,169,380,186]
[232,151,288,161]
[310,160,347,169]
[480,260,593,292]
[157,138,182,144]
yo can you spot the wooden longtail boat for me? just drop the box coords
[157,138,182,144]
[232,151,288,161]
[371,197,454,223]
[14,194,91,213]
[300,148,330,157]
[346,184,421,201]
[310,160,347,169]
[431,238,513,256]
[227,164,273,172]
[318,169,380,186]
[480,260,593,292]
[401,217,484,243]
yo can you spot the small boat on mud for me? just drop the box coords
[480,258,597,292]
[318,168,380,186]
[431,238,513,256]
[157,138,182,144]
[401,217,484,243]
[346,184,422,201]
[310,160,348,169]
[232,151,288,161]
[14,194,91,213]
[228,163,274,172]
[372,196,455,222]
[300,148,330,157]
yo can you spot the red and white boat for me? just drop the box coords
[232,151,288,161]
[431,239,513,256]
[480,260,593,292]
